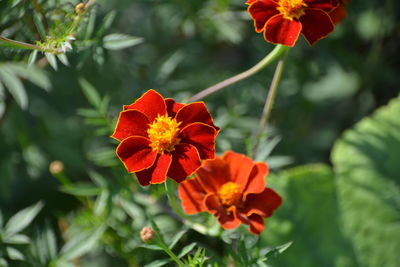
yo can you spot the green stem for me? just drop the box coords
[252,49,289,158]
[158,242,185,267]
[0,36,47,51]
[188,45,289,102]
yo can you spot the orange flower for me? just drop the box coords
[178,151,282,234]
[111,90,219,186]
[246,0,340,46]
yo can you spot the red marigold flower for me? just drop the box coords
[111,90,219,186]
[329,0,350,24]
[246,0,340,46]
[178,151,282,235]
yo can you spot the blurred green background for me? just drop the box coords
[0,0,399,266]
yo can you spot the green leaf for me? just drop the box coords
[60,225,106,261]
[33,13,46,40]
[262,164,356,267]
[144,259,170,267]
[3,234,30,244]
[0,68,28,109]
[177,242,197,258]
[103,33,143,50]
[60,183,101,196]
[332,96,400,267]
[45,53,58,71]
[28,50,38,66]
[0,258,8,267]
[78,78,101,108]
[140,244,163,251]
[57,54,69,66]
[96,10,116,37]
[4,201,44,237]
[168,229,187,250]
[6,247,25,261]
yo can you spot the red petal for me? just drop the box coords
[135,153,172,185]
[175,102,219,131]
[116,136,157,173]
[246,0,257,4]
[232,209,264,235]
[244,162,268,195]
[248,0,279,33]
[247,214,265,235]
[329,4,347,24]
[204,193,241,230]
[222,151,255,190]
[306,0,339,11]
[178,178,207,214]
[195,158,231,193]
[167,143,201,183]
[264,14,302,46]
[123,90,167,121]
[165,98,185,118]
[111,110,150,141]
[178,123,217,160]
[242,188,282,217]
[300,8,334,45]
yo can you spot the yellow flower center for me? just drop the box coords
[277,0,307,20]
[147,114,181,153]
[218,182,242,207]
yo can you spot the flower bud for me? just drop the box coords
[75,3,85,14]
[49,160,64,175]
[140,227,155,242]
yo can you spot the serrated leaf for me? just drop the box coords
[6,247,25,261]
[45,53,58,70]
[0,68,28,109]
[103,33,143,50]
[4,201,44,237]
[60,225,105,261]
[79,78,101,108]
[332,96,400,267]
[3,234,30,244]
[60,183,101,196]
[144,259,170,267]
[168,229,187,250]
[177,242,197,258]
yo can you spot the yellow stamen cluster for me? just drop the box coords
[218,182,242,207]
[277,0,307,20]
[147,114,181,153]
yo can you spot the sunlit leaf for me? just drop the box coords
[177,242,197,258]
[103,33,143,50]
[4,201,44,237]
[6,247,25,261]
[332,96,400,267]
[60,225,106,261]
[144,259,170,267]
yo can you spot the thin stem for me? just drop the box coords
[188,45,289,102]
[158,242,185,267]
[252,49,289,158]
[0,36,45,51]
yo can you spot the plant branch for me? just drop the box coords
[252,49,289,158]
[188,45,289,102]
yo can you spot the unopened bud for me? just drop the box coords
[75,3,85,14]
[49,160,64,175]
[140,227,155,242]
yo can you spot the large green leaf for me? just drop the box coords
[262,164,356,267]
[332,96,400,267]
